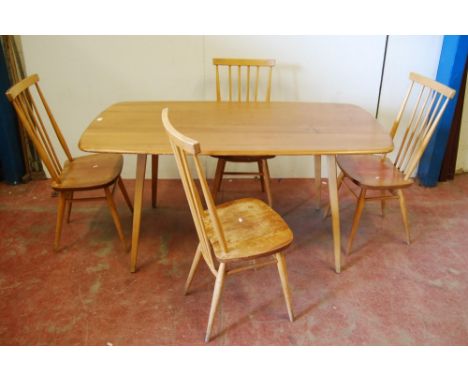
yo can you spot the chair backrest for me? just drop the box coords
[213,58,275,102]
[161,108,226,274]
[390,72,456,179]
[5,74,73,184]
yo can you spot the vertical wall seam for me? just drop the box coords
[375,35,390,119]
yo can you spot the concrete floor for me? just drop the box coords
[1,174,468,345]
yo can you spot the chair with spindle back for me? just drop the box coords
[211,58,276,206]
[162,108,294,342]
[6,74,133,251]
[334,72,455,254]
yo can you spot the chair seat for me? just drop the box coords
[337,154,413,189]
[52,153,124,190]
[204,198,293,262]
[211,155,275,163]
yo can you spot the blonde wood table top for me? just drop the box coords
[79,100,393,274]
[79,101,393,155]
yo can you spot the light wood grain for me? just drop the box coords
[346,188,366,255]
[212,58,276,206]
[206,262,226,343]
[276,253,294,322]
[397,189,411,244]
[54,192,66,250]
[105,186,128,250]
[80,100,392,274]
[184,243,203,295]
[337,155,414,189]
[6,74,131,251]
[51,154,124,190]
[213,58,274,103]
[327,155,342,273]
[79,102,393,156]
[65,191,73,223]
[151,154,158,208]
[118,176,133,214]
[314,156,322,210]
[130,154,147,273]
[202,198,293,262]
[336,72,456,254]
[260,159,273,207]
[162,108,294,342]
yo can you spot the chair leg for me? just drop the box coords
[257,160,265,192]
[205,262,226,342]
[261,159,273,207]
[104,187,128,250]
[212,158,226,202]
[218,160,227,192]
[130,154,147,272]
[397,189,411,244]
[151,154,159,208]
[323,172,344,219]
[275,253,294,322]
[54,192,66,251]
[65,191,73,223]
[118,176,133,214]
[184,243,202,295]
[346,188,367,255]
[315,155,322,210]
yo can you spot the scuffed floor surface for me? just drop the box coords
[1,175,468,345]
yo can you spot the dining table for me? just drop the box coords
[79,101,393,273]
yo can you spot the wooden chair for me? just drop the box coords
[6,74,133,251]
[335,72,456,254]
[162,108,294,342]
[211,58,276,206]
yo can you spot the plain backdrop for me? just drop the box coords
[20,35,443,178]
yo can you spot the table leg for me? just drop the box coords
[130,154,147,273]
[151,154,159,208]
[326,155,342,273]
[314,155,321,210]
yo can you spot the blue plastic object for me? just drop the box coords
[0,44,25,184]
[417,35,468,187]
